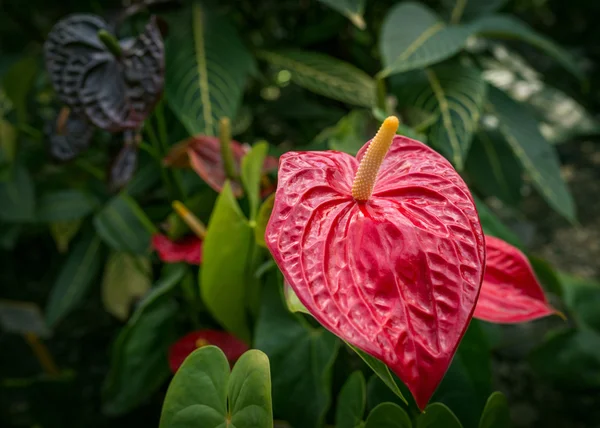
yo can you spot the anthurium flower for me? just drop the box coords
[152,234,202,265]
[168,330,249,373]
[474,235,559,323]
[265,117,485,410]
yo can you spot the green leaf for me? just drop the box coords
[487,86,576,222]
[336,371,366,428]
[318,0,366,29]
[241,142,268,221]
[472,195,522,248]
[466,130,523,206]
[364,402,412,428]
[201,181,253,342]
[257,50,376,108]
[529,328,600,389]
[283,279,310,314]
[125,154,162,197]
[0,223,20,250]
[45,232,103,327]
[160,346,273,428]
[417,403,463,428]
[443,0,508,23]
[94,194,156,254]
[472,15,584,81]
[2,56,37,124]
[255,194,274,248]
[103,264,186,415]
[37,190,99,222]
[165,3,256,136]
[0,119,16,166]
[379,2,471,77]
[529,256,563,297]
[396,62,487,169]
[0,165,35,222]
[49,220,82,254]
[559,273,600,333]
[479,392,510,428]
[255,275,340,428]
[101,252,152,321]
[315,110,372,155]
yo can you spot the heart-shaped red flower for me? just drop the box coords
[474,235,557,323]
[265,117,485,409]
[152,234,202,265]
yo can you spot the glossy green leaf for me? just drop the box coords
[255,275,340,428]
[37,190,99,222]
[101,252,152,321]
[94,194,156,254]
[201,181,253,342]
[315,110,372,156]
[241,142,268,221]
[255,194,274,248]
[318,0,366,29]
[529,328,600,389]
[379,2,471,77]
[365,402,412,428]
[396,62,486,169]
[472,15,584,81]
[466,130,523,206]
[2,56,37,124]
[479,392,510,428]
[559,273,600,333]
[0,165,35,222]
[336,371,366,428]
[257,50,376,108]
[472,195,522,249]
[487,86,576,222]
[103,264,186,415]
[417,403,463,428]
[165,3,256,136]
[49,220,82,253]
[45,232,103,327]
[283,279,310,314]
[160,346,272,428]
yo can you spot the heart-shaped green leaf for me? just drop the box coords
[160,346,273,428]
[479,392,510,428]
[365,403,412,428]
[417,403,463,428]
[336,371,366,428]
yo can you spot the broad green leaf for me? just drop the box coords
[396,62,487,169]
[529,256,563,297]
[466,129,523,206]
[94,194,156,254]
[37,190,98,222]
[364,403,412,428]
[315,110,372,155]
[0,223,20,250]
[241,142,268,221]
[559,273,600,333]
[442,0,508,23]
[336,371,366,428]
[318,0,366,29]
[472,195,522,248]
[2,56,37,124]
[487,86,576,222]
[379,2,471,77]
[472,15,584,81]
[257,50,376,108]
[49,220,83,253]
[529,328,600,389]
[417,403,463,428]
[433,320,491,428]
[201,181,253,342]
[103,264,186,415]
[101,252,152,321]
[125,154,162,197]
[479,392,510,428]
[165,3,256,136]
[160,347,273,428]
[45,232,103,327]
[255,275,340,428]
[255,194,274,247]
[0,165,35,222]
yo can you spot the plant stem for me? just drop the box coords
[24,333,60,377]
[97,29,122,58]
[219,117,238,180]
[376,76,388,114]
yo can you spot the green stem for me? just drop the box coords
[376,77,388,114]
[97,29,122,58]
[219,117,238,180]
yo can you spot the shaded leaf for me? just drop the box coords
[257,50,376,108]
[47,111,93,161]
[364,402,412,428]
[37,189,98,222]
[0,301,51,338]
[2,56,37,124]
[110,142,138,191]
[50,220,83,253]
[559,273,600,333]
[442,0,508,23]
[315,110,373,155]
[241,142,268,221]
[417,403,463,428]
[255,194,274,248]
[472,195,522,249]
[479,392,510,428]
[0,118,17,166]
[0,165,35,222]
[318,0,366,29]
[336,371,366,428]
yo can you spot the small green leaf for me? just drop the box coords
[49,220,82,253]
[364,402,412,428]
[379,2,471,77]
[559,273,600,333]
[257,50,376,108]
[479,392,510,428]
[315,110,372,156]
[45,232,103,327]
[529,256,563,297]
[336,371,366,428]
[94,194,156,254]
[201,181,253,342]
[0,165,35,222]
[417,403,463,428]
[37,189,99,222]
[318,0,366,29]
[487,86,576,222]
[241,142,268,221]
[255,194,275,247]
[472,15,584,81]
[104,264,186,415]
[283,279,310,314]
[101,252,152,321]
